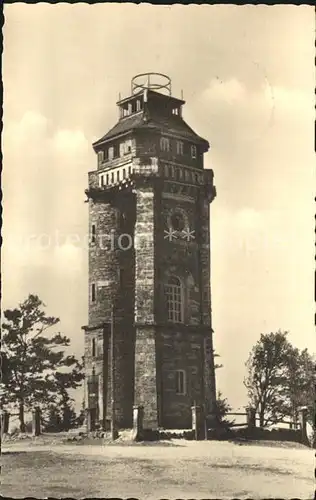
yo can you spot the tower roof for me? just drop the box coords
[92,78,209,152]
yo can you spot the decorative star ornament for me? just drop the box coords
[181,228,195,241]
[164,228,178,241]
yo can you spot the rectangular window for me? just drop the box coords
[128,166,132,176]
[160,137,170,152]
[106,173,109,185]
[108,146,114,160]
[136,100,141,112]
[175,370,186,395]
[191,145,197,158]
[98,151,104,163]
[116,170,120,182]
[176,141,184,155]
[119,143,125,157]
[100,175,104,187]
[91,283,96,303]
[92,338,96,358]
[111,172,114,183]
[91,224,96,244]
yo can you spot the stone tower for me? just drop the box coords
[83,73,217,431]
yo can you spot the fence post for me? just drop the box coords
[32,406,41,436]
[191,405,206,440]
[246,407,256,430]
[86,408,97,432]
[298,406,308,445]
[132,405,144,441]
[1,410,10,436]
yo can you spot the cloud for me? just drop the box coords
[204,78,247,104]
[54,129,89,157]
[201,76,312,130]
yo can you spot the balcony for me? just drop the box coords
[98,152,134,172]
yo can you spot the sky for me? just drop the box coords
[2,4,315,411]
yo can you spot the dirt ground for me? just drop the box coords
[1,436,313,499]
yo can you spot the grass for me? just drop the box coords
[1,437,314,499]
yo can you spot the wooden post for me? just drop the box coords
[86,408,96,432]
[132,405,144,441]
[110,305,118,440]
[298,406,308,445]
[191,404,206,440]
[32,406,41,436]
[1,410,10,436]
[246,407,256,430]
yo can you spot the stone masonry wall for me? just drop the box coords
[134,185,159,429]
[87,194,136,428]
[198,194,216,415]
[160,329,204,429]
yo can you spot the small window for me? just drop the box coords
[100,175,104,187]
[171,211,185,231]
[91,283,96,303]
[117,171,120,182]
[119,143,125,157]
[175,370,186,395]
[123,168,126,179]
[108,146,114,161]
[111,172,114,183]
[106,173,109,185]
[160,137,170,152]
[172,108,179,116]
[176,141,184,155]
[136,100,141,112]
[91,224,96,244]
[92,338,96,358]
[191,145,197,159]
[128,166,132,176]
[98,151,104,163]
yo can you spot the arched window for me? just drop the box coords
[165,276,183,323]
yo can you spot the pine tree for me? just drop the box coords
[2,294,84,432]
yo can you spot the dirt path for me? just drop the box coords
[2,440,314,499]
